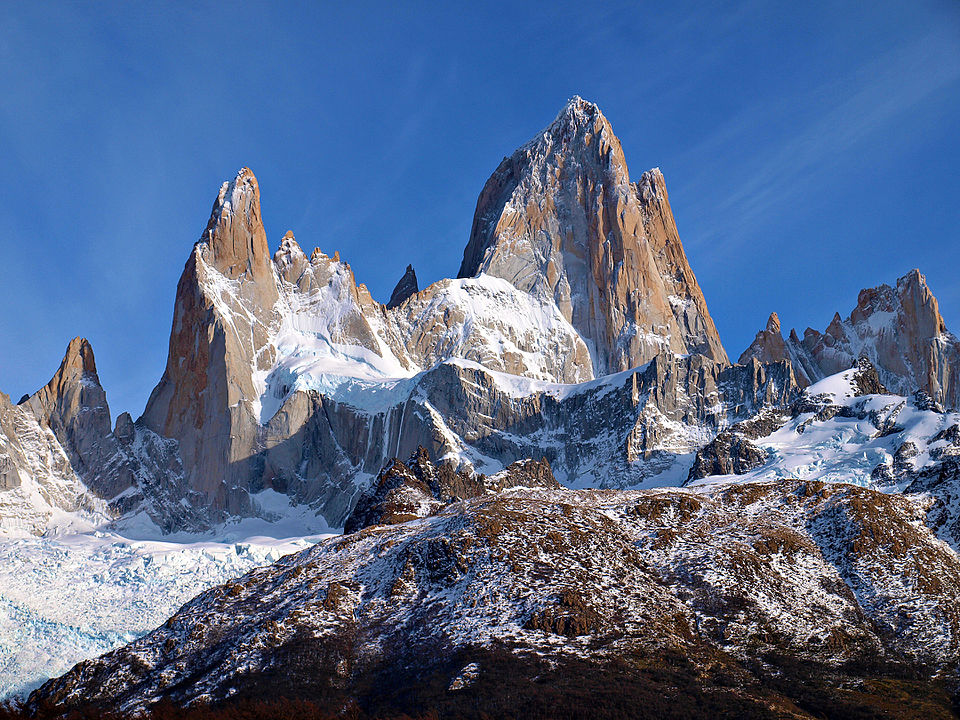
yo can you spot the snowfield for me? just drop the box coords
[689,367,960,492]
[0,529,328,699]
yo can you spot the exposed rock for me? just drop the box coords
[21,337,118,494]
[850,356,889,396]
[482,456,559,492]
[915,389,945,413]
[344,447,480,533]
[132,141,790,527]
[345,449,559,533]
[458,96,728,375]
[741,270,960,408]
[686,432,768,481]
[685,406,793,482]
[386,264,419,308]
[141,168,281,516]
[0,389,106,531]
[738,312,814,386]
[114,412,135,446]
[0,339,214,534]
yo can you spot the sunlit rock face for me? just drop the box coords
[458,96,728,375]
[741,269,960,409]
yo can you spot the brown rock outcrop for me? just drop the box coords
[22,338,114,485]
[142,168,280,513]
[344,448,561,533]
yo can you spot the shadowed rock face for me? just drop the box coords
[741,270,960,408]
[386,264,419,309]
[344,447,558,533]
[458,97,728,375]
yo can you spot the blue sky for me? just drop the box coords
[1,1,958,419]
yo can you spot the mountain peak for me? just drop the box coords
[740,268,960,407]
[22,337,114,486]
[35,337,102,399]
[765,312,781,334]
[62,336,98,377]
[386,264,418,309]
[457,98,727,374]
[553,95,602,123]
[198,167,273,284]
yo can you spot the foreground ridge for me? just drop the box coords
[31,474,960,718]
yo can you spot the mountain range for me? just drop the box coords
[3,97,960,718]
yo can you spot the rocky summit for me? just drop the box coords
[740,269,960,409]
[459,97,728,374]
[2,97,960,718]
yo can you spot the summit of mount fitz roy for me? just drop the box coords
[1,95,958,541]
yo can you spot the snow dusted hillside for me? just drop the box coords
[34,467,960,718]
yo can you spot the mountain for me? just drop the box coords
[4,97,960,712]
[0,338,205,536]
[459,96,728,374]
[121,98,762,530]
[740,269,960,409]
[386,264,418,309]
[32,452,960,718]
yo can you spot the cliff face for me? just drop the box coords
[740,270,960,408]
[141,168,280,514]
[458,96,728,374]
[22,338,117,494]
[386,264,419,309]
[0,338,206,535]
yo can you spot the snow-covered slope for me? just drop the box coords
[720,374,952,489]
[0,529,326,699]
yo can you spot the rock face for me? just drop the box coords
[0,339,208,535]
[386,264,419,308]
[33,480,960,719]
[344,447,558,533]
[458,96,728,375]
[741,270,960,408]
[141,168,280,515]
[20,338,118,496]
[737,311,807,380]
[0,387,107,534]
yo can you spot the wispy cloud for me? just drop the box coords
[675,25,960,258]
